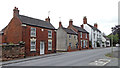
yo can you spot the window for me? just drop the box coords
[69,35,71,39]
[76,42,78,48]
[86,40,88,47]
[99,35,101,38]
[30,39,36,51]
[83,40,86,48]
[81,40,82,47]
[74,35,76,39]
[31,27,36,37]
[69,43,72,48]
[48,40,52,50]
[94,33,95,39]
[80,32,82,38]
[48,30,52,38]
[86,33,87,39]
[74,35,77,39]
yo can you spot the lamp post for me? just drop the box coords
[111,27,114,55]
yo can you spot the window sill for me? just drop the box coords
[48,50,52,51]
[30,49,36,52]
[48,37,52,39]
[30,51,36,52]
[31,36,36,37]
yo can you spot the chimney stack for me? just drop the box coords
[45,16,50,22]
[83,16,87,24]
[13,7,19,17]
[59,21,62,28]
[94,23,98,28]
[69,19,73,26]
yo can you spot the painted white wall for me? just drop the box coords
[83,24,103,48]
[101,35,107,47]
[106,40,110,47]
[83,24,96,48]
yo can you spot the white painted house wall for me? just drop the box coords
[101,35,107,47]
[83,24,96,48]
[106,40,110,47]
[83,24,102,48]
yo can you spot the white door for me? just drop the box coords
[40,41,45,55]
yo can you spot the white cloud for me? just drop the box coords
[0,0,119,35]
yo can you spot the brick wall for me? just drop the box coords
[68,25,89,49]
[1,44,25,61]
[2,17,22,44]
[22,25,56,56]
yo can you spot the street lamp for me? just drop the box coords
[111,27,114,55]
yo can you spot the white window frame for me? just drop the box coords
[74,35,77,40]
[48,40,52,50]
[30,38,36,51]
[83,40,86,48]
[48,30,52,38]
[74,35,76,39]
[86,40,88,47]
[31,27,36,37]
[86,33,87,39]
[80,32,82,38]
[81,40,82,47]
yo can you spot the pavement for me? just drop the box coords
[1,52,65,66]
[1,47,119,66]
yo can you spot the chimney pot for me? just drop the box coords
[45,16,50,22]
[59,21,62,28]
[94,23,98,28]
[69,19,73,26]
[83,16,87,24]
[13,7,19,17]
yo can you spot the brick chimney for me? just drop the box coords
[83,16,87,24]
[59,21,62,28]
[45,16,50,22]
[94,23,98,28]
[13,7,19,17]
[69,19,73,26]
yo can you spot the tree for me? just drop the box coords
[107,34,119,46]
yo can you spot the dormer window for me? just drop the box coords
[31,27,36,37]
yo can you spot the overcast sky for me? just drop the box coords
[0,0,119,35]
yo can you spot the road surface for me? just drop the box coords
[3,47,119,66]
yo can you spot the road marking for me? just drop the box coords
[89,59,111,66]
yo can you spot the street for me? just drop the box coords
[3,47,119,66]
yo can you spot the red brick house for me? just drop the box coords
[68,19,89,50]
[1,7,56,56]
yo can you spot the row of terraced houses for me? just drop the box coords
[0,7,110,56]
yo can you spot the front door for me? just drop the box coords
[40,41,45,55]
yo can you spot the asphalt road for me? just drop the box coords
[4,47,119,66]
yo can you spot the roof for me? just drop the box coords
[103,36,110,40]
[87,24,101,33]
[62,28,78,35]
[18,15,55,30]
[0,31,4,35]
[72,25,89,33]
